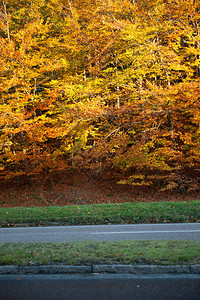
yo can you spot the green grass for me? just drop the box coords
[0,240,199,266]
[0,201,199,227]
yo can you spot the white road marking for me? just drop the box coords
[91,230,200,235]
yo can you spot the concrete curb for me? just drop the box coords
[0,264,200,275]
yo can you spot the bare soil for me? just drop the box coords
[0,171,199,207]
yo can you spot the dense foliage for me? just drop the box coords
[0,0,199,191]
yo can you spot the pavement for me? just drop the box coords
[1,223,200,243]
[1,274,200,300]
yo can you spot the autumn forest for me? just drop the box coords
[0,0,199,197]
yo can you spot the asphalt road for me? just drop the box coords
[0,274,199,300]
[0,223,200,243]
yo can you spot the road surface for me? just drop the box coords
[0,274,199,300]
[0,223,200,243]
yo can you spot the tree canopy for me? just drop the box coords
[0,0,199,192]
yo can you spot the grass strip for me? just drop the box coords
[0,240,199,266]
[0,201,199,227]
